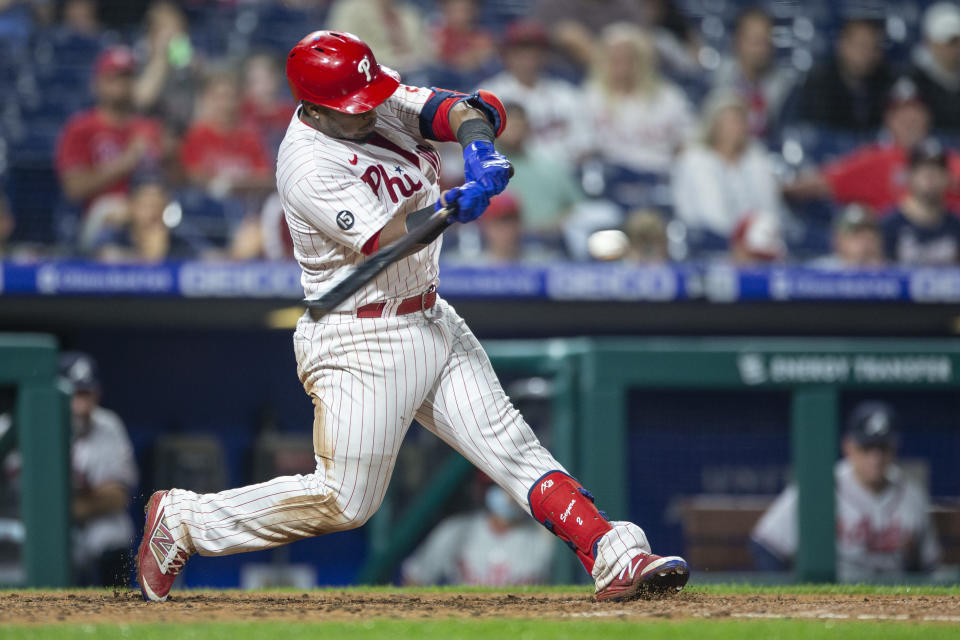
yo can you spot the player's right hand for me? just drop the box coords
[437,181,490,224]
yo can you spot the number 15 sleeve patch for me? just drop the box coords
[286,173,393,254]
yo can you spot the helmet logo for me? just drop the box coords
[357,57,372,82]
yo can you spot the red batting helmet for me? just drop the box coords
[286,30,400,114]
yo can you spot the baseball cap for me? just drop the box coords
[481,191,521,223]
[730,214,786,261]
[95,46,137,78]
[845,401,898,448]
[923,2,960,43]
[909,138,949,169]
[502,20,550,48]
[833,203,877,232]
[886,76,926,111]
[59,351,100,393]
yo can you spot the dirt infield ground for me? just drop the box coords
[2,590,959,626]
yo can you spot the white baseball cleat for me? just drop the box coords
[136,490,192,602]
[594,553,690,601]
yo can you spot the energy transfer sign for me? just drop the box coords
[736,353,953,386]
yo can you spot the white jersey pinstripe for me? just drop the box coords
[276,84,442,309]
[159,83,649,593]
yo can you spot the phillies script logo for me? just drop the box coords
[361,164,424,203]
[357,57,372,82]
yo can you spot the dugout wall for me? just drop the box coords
[364,338,960,584]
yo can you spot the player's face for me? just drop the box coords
[70,390,98,434]
[306,103,378,142]
[844,438,894,492]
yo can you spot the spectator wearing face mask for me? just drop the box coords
[401,479,554,586]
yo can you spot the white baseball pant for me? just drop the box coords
[159,299,647,589]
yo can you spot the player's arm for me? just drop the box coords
[749,485,798,570]
[360,182,490,257]
[418,88,512,197]
[361,90,511,254]
[59,138,151,202]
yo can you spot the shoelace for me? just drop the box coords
[161,549,189,575]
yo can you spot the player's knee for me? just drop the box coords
[336,491,387,530]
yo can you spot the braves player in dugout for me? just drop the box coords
[136,30,689,602]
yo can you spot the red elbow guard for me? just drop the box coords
[527,471,612,573]
[474,89,507,137]
[420,88,508,142]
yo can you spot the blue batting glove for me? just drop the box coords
[436,181,490,224]
[463,141,512,196]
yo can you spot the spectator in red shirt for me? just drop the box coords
[55,46,164,213]
[478,191,523,264]
[429,0,496,85]
[785,78,960,213]
[239,53,296,165]
[180,71,274,199]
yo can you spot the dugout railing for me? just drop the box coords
[0,333,70,587]
[362,337,960,585]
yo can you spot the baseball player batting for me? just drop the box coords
[136,30,689,602]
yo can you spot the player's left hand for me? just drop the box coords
[437,181,490,224]
[462,141,512,196]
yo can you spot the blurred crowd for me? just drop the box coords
[2,0,960,268]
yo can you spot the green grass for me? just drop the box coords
[1,620,957,640]
[2,584,957,639]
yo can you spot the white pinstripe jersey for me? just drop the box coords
[276,84,443,309]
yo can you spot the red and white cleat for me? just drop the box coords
[136,490,192,602]
[595,553,690,601]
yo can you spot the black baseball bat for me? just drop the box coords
[303,206,452,315]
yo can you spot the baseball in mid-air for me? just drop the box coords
[587,229,629,261]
